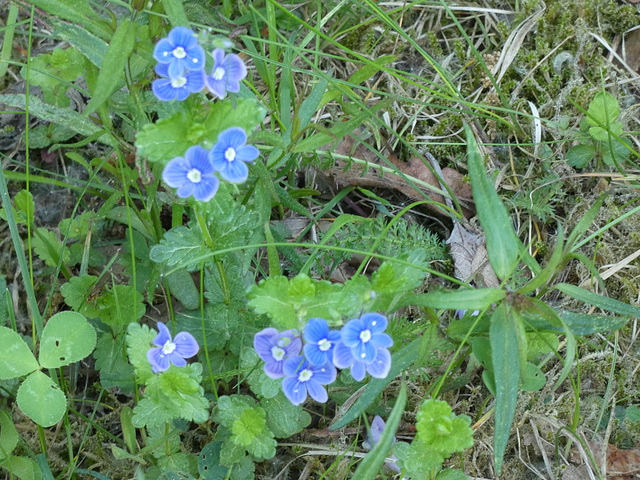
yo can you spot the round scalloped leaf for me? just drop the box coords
[0,410,19,460]
[17,371,66,427]
[199,441,229,480]
[39,311,96,368]
[0,326,39,379]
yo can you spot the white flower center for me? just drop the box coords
[360,329,372,343]
[171,76,187,88]
[298,369,313,382]
[318,338,332,351]
[187,168,202,183]
[162,341,176,355]
[372,321,377,326]
[224,147,236,162]
[271,346,285,361]
[212,66,225,80]
[172,46,186,59]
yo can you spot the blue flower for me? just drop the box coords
[162,146,220,202]
[208,127,259,183]
[282,356,336,405]
[205,48,247,99]
[332,340,391,381]
[362,416,401,474]
[254,328,301,379]
[152,63,205,101]
[303,317,341,366]
[455,309,480,319]
[153,26,205,79]
[147,322,199,373]
[341,313,393,363]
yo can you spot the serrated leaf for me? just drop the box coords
[0,410,19,460]
[17,371,67,427]
[150,227,212,271]
[93,284,145,330]
[219,437,247,467]
[241,347,282,398]
[262,392,311,438]
[32,227,69,268]
[490,302,520,475]
[0,326,39,379]
[246,276,297,330]
[126,322,157,385]
[84,19,136,115]
[232,408,266,447]
[465,123,520,280]
[416,399,473,456]
[39,311,96,368]
[213,395,258,428]
[59,274,101,318]
[136,99,267,164]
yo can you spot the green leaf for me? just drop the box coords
[149,227,211,271]
[416,399,473,457]
[0,326,39,379]
[212,395,257,429]
[521,362,546,392]
[241,347,282,399]
[94,285,145,330]
[32,227,69,268]
[49,18,108,67]
[39,311,96,368]
[566,144,595,168]
[246,276,297,330]
[397,287,505,311]
[566,194,605,251]
[59,274,101,318]
[555,283,640,316]
[331,339,420,430]
[126,322,157,385]
[28,0,111,39]
[136,99,267,164]
[162,0,190,27]
[14,190,35,225]
[586,91,620,141]
[198,441,229,480]
[84,19,137,115]
[0,94,115,146]
[1,455,42,480]
[602,138,632,166]
[166,269,200,310]
[351,383,406,480]
[465,123,520,280]
[17,371,67,427]
[0,410,19,460]
[262,392,312,438]
[490,302,520,475]
[232,408,266,446]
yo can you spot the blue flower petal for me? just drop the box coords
[176,181,196,198]
[312,363,336,385]
[192,176,219,202]
[218,126,247,148]
[263,361,285,379]
[224,53,247,82]
[168,26,197,50]
[372,332,393,349]
[186,146,215,175]
[367,347,391,379]
[147,347,170,373]
[304,317,329,343]
[153,322,172,347]
[185,69,206,93]
[282,377,306,405]
[350,360,366,381]
[362,312,387,334]
[166,351,187,368]
[303,343,326,366]
[332,340,354,369]
[254,328,278,360]
[235,145,260,163]
[353,340,377,364]
[220,158,249,183]
[306,379,328,403]
[206,79,227,99]
[168,59,186,80]
[283,355,305,376]
[175,87,190,101]
[152,78,177,101]
[184,45,205,71]
[341,318,364,347]
[155,62,170,77]
[173,331,199,358]
[283,336,302,357]
[153,38,174,63]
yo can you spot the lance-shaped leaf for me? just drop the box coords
[397,287,505,311]
[465,123,520,280]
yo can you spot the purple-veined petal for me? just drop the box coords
[303,343,327,366]
[283,335,302,357]
[362,312,387,334]
[341,318,365,347]
[350,360,366,381]
[367,347,391,379]
[162,158,189,187]
[208,143,228,171]
[153,38,175,63]
[304,317,329,343]
[166,351,188,368]
[332,340,354,369]
[152,78,178,101]
[205,79,227,99]
[306,379,328,403]
[311,363,336,385]
[353,339,377,364]
[283,355,306,376]
[154,62,170,77]
[147,347,170,373]
[176,181,196,198]
[185,69,206,93]
[282,377,307,405]
[263,361,285,379]
[153,322,172,347]
[372,332,393,349]
[218,126,247,149]
[175,87,190,101]
[168,59,186,80]
[224,79,241,93]
[173,331,199,358]
[192,176,219,202]
[183,45,205,71]
[186,146,215,175]
[168,26,197,50]
[235,145,260,163]
[219,158,249,183]
[212,48,226,66]
[223,53,247,82]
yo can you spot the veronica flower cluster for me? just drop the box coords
[152,27,258,201]
[254,313,393,405]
